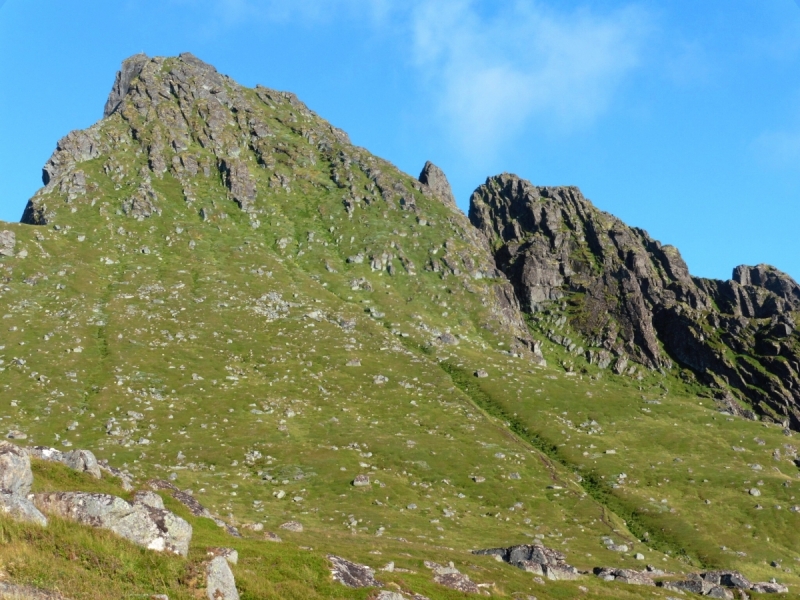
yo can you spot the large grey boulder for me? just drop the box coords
[0,491,47,526]
[34,492,191,556]
[0,441,33,495]
[206,555,239,600]
[28,446,102,479]
[0,230,15,257]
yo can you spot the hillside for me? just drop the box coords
[1,52,799,599]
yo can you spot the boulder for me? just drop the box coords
[0,441,33,496]
[0,491,47,526]
[29,446,102,479]
[593,567,655,586]
[474,542,579,579]
[33,492,191,556]
[206,555,239,600]
[0,581,71,599]
[328,555,380,588]
[0,230,15,257]
[207,547,238,565]
[751,581,789,593]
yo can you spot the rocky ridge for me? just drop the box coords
[470,173,800,427]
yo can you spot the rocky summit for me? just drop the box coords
[1,52,800,599]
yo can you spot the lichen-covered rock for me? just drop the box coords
[123,181,161,219]
[328,555,380,588]
[29,446,102,479]
[594,567,655,586]
[0,491,47,526]
[0,441,33,496]
[0,230,15,257]
[206,555,240,600]
[0,581,72,599]
[33,492,191,556]
[474,542,579,580]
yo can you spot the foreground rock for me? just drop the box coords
[473,542,580,580]
[148,479,241,537]
[28,446,102,479]
[34,491,191,556]
[328,555,380,588]
[594,567,655,586]
[0,581,71,599]
[424,561,480,593]
[0,441,47,526]
[656,570,787,596]
[0,230,15,258]
[206,555,240,600]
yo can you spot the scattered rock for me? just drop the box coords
[352,474,370,487]
[264,531,282,542]
[474,369,488,378]
[207,547,238,565]
[0,581,72,599]
[0,441,34,496]
[279,520,303,532]
[33,492,191,556]
[0,491,48,526]
[328,555,380,588]
[206,555,240,600]
[28,446,102,479]
[594,567,655,586]
[0,230,15,258]
[433,572,480,593]
[474,542,580,581]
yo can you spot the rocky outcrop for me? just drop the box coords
[469,173,800,428]
[328,555,380,588]
[473,542,580,580]
[594,567,655,586]
[0,441,47,526]
[28,446,102,479]
[205,555,240,600]
[419,161,457,209]
[104,53,149,118]
[0,581,72,599]
[0,230,15,257]
[33,491,191,556]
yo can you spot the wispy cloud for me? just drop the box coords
[410,1,651,158]
[753,129,800,170]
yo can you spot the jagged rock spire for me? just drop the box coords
[419,161,457,208]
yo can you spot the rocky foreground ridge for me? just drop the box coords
[469,174,800,429]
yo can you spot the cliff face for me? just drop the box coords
[470,173,800,427]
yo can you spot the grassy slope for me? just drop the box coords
[1,62,800,599]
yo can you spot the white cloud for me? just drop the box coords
[410,1,651,157]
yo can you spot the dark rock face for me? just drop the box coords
[470,172,800,428]
[103,53,149,118]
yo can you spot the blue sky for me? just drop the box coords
[1,0,799,281]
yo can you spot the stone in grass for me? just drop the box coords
[206,555,240,600]
[471,476,485,483]
[352,474,370,487]
[0,581,71,599]
[264,531,282,542]
[0,441,34,496]
[279,520,303,532]
[474,369,488,378]
[207,547,238,565]
[29,446,103,480]
[749,488,762,497]
[33,492,191,556]
[373,375,389,385]
[346,358,361,367]
[376,591,406,600]
[328,555,380,588]
[0,491,48,526]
